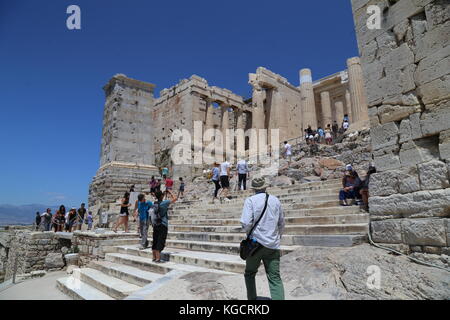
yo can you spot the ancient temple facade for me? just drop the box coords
[89,57,369,207]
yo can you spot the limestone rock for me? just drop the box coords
[271,175,293,187]
[44,253,65,269]
[418,160,450,190]
[319,158,345,170]
[371,220,403,244]
[402,219,447,246]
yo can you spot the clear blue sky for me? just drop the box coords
[0,0,358,207]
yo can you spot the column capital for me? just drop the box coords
[347,57,361,67]
[299,68,313,85]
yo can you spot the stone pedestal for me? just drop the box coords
[300,69,317,130]
[347,57,369,123]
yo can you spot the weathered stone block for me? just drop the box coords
[399,137,440,166]
[398,166,421,194]
[371,122,399,151]
[423,246,442,255]
[410,245,422,253]
[402,219,447,246]
[370,171,399,196]
[378,105,421,124]
[418,160,450,190]
[374,153,401,172]
[413,20,449,62]
[439,129,450,160]
[369,188,450,218]
[371,220,403,244]
[425,0,450,30]
[44,253,65,269]
[418,75,450,105]
[409,112,423,140]
[414,45,450,86]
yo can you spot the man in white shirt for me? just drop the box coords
[236,159,249,191]
[219,160,231,202]
[283,141,292,163]
[240,177,285,300]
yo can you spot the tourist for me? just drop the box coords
[151,190,177,262]
[68,208,77,232]
[219,160,231,202]
[42,208,52,231]
[87,211,93,230]
[343,114,349,123]
[149,176,157,197]
[339,165,361,206]
[161,167,169,179]
[318,127,324,144]
[76,203,87,231]
[240,177,285,300]
[164,176,174,200]
[129,185,135,192]
[178,177,185,199]
[35,212,41,231]
[135,193,153,249]
[283,141,292,163]
[306,125,314,144]
[237,158,249,190]
[211,162,221,203]
[155,179,162,193]
[360,165,376,212]
[304,129,310,143]
[54,206,66,232]
[313,129,320,144]
[343,120,350,131]
[113,192,131,233]
[324,124,333,145]
[332,121,339,139]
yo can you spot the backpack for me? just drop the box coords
[150,202,162,227]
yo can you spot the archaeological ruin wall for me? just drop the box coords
[89,74,159,208]
[352,0,450,254]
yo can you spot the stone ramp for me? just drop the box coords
[57,179,369,299]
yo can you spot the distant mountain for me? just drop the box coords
[0,204,60,226]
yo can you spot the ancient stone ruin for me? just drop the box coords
[89,58,370,208]
[351,0,450,255]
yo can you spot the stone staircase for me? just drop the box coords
[57,179,369,299]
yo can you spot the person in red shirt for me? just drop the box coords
[164,177,174,200]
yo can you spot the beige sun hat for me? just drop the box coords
[250,177,269,190]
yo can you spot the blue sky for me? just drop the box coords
[0,0,358,207]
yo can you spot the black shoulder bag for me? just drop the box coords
[239,193,269,260]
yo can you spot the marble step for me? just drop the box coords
[169,213,369,226]
[166,231,367,247]
[168,223,368,235]
[57,275,114,300]
[112,245,248,274]
[89,260,162,287]
[105,252,236,275]
[74,268,141,300]
[170,206,362,219]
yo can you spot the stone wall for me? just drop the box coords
[352,0,450,254]
[72,231,139,266]
[3,230,66,280]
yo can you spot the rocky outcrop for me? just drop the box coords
[140,244,450,300]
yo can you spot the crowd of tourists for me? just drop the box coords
[303,114,350,145]
[34,203,93,232]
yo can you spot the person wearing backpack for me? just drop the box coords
[151,190,177,263]
[240,177,285,300]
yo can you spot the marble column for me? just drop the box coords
[335,101,344,125]
[347,57,369,123]
[320,91,332,127]
[204,98,215,130]
[252,86,265,129]
[221,104,229,131]
[300,68,317,130]
[236,109,245,130]
[345,89,353,122]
